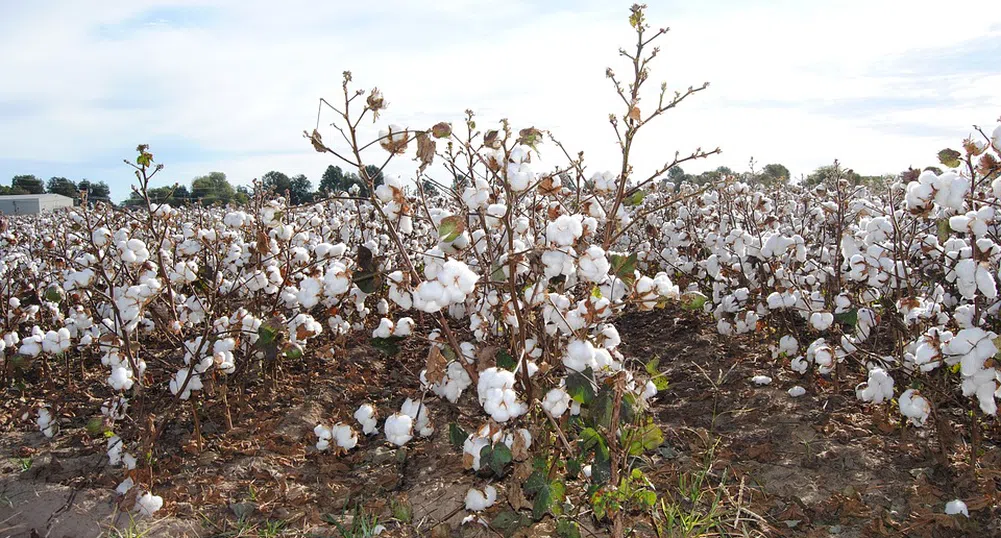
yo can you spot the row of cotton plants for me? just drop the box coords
[0,8,700,533]
[628,124,1001,437]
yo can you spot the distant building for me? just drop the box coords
[0,194,75,215]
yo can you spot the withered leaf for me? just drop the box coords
[416,131,435,171]
[305,129,325,153]
[257,229,271,254]
[628,106,641,122]
[483,130,501,149]
[357,245,376,272]
[425,346,447,385]
[431,122,452,139]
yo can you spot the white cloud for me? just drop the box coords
[1,0,999,200]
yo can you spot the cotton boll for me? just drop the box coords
[354,404,378,435]
[642,379,658,400]
[331,423,358,450]
[809,312,834,331]
[945,499,969,517]
[751,375,772,386]
[563,339,596,372]
[476,367,527,422]
[899,389,930,426]
[464,485,497,511]
[384,413,413,446]
[542,387,571,418]
[401,398,434,437]
[36,407,57,438]
[788,386,806,398]
[134,492,164,517]
[372,318,394,338]
[855,367,894,404]
[392,317,414,337]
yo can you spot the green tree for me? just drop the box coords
[12,175,44,194]
[77,180,112,202]
[234,185,251,205]
[0,185,29,195]
[191,171,235,206]
[319,165,347,194]
[752,163,790,188]
[288,174,314,205]
[260,170,291,198]
[46,177,78,198]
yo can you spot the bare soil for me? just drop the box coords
[2,307,999,537]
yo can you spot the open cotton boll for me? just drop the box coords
[384,413,413,446]
[36,407,57,438]
[354,404,379,435]
[134,491,164,517]
[945,499,969,517]
[331,423,358,450]
[563,339,597,372]
[372,318,394,338]
[542,387,571,418]
[477,368,528,423]
[392,317,414,337]
[578,245,610,283]
[546,214,584,246]
[642,379,658,400]
[751,375,772,386]
[465,485,497,511]
[314,424,333,451]
[809,312,834,331]
[788,386,806,398]
[855,368,894,404]
[401,398,434,437]
[899,389,930,426]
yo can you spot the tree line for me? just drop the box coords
[2,175,113,202]
[7,161,899,209]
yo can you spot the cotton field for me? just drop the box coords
[3,5,1001,538]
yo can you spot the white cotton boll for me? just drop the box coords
[855,367,894,404]
[108,365,134,391]
[751,375,772,386]
[116,477,135,496]
[542,387,571,418]
[384,413,413,446]
[393,317,414,337]
[790,356,809,374]
[354,404,378,435]
[476,368,527,423]
[314,424,333,451]
[564,339,596,372]
[372,318,394,338]
[578,245,610,283]
[899,389,930,426]
[945,499,969,517]
[401,398,433,437]
[465,485,497,511]
[810,312,834,331]
[546,214,584,246]
[36,408,57,438]
[582,464,593,478]
[134,492,164,517]
[331,423,358,450]
[642,380,658,400]
[788,386,806,398]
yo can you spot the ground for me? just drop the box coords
[1,307,999,537]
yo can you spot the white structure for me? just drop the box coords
[0,194,74,215]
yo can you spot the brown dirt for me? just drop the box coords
[1,307,1000,537]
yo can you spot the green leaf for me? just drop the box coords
[579,428,609,460]
[282,343,303,360]
[556,520,582,538]
[496,349,517,371]
[680,290,707,310]
[438,215,465,242]
[609,253,638,282]
[354,270,383,294]
[43,285,64,303]
[645,358,669,391]
[524,472,565,520]
[480,443,512,477]
[448,423,468,449]
[834,309,858,328]
[938,148,962,168]
[937,218,951,244]
[565,458,581,479]
[490,511,528,538]
[637,489,657,508]
[370,336,403,356]
[627,422,664,456]
[623,190,646,206]
[566,367,596,405]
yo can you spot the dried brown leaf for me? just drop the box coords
[425,346,447,385]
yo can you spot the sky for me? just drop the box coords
[1,0,999,202]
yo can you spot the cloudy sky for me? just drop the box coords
[1,0,999,202]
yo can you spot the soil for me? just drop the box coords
[1,306,999,538]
